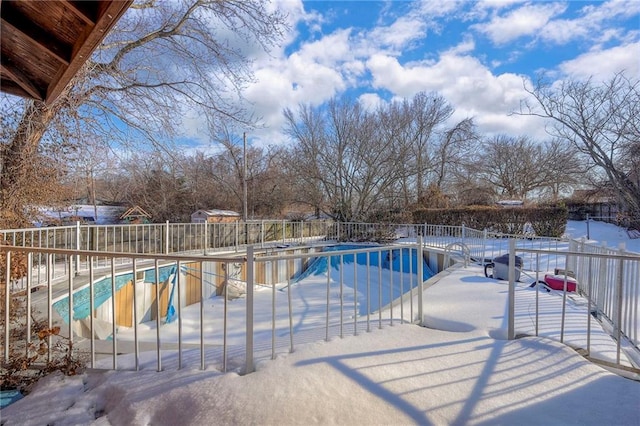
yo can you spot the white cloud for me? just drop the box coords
[474,3,567,45]
[247,28,359,111]
[540,0,640,45]
[366,52,549,138]
[358,93,385,112]
[237,0,638,148]
[473,0,640,47]
[559,42,640,80]
[444,36,476,55]
[539,17,589,45]
[369,16,427,51]
[580,0,640,24]
[242,27,363,146]
[414,0,466,17]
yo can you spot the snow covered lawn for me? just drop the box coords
[3,265,640,425]
[3,323,638,425]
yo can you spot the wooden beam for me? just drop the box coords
[0,17,71,65]
[45,0,132,104]
[0,60,44,101]
[0,78,36,100]
[59,0,96,26]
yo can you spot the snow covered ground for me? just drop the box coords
[565,219,640,254]
[2,220,639,425]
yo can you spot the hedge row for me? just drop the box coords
[411,206,568,237]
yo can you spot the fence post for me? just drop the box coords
[615,243,625,364]
[4,251,11,362]
[567,240,578,276]
[165,220,170,254]
[75,221,81,275]
[245,245,255,374]
[596,242,607,314]
[508,239,516,340]
[282,220,286,244]
[203,221,208,255]
[417,236,424,326]
[482,228,488,263]
[261,220,264,248]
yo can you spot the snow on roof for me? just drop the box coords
[192,209,240,217]
[38,205,126,225]
[496,200,524,206]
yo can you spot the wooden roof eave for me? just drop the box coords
[45,1,132,104]
[0,0,132,105]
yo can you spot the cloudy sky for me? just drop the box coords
[235,0,639,146]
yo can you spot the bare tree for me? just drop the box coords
[480,135,549,200]
[384,93,454,201]
[536,139,588,202]
[519,72,640,217]
[285,98,409,221]
[1,0,286,226]
[432,117,478,191]
[121,152,190,222]
[285,93,477,218]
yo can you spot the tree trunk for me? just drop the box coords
[1,100,58,227]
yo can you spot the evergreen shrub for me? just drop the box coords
[412,206,568,237]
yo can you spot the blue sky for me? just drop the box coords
[211,0,639,147]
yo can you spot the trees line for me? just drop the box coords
[0,1,637,227]
[57,88,625,224]
[5,78,639,226]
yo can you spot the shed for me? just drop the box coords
[191,209,240,224]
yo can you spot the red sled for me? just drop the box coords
[544,274,577,292]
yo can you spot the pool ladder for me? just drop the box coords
[444,242,471,268]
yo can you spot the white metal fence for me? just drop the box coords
[0,220,332,283]
[507,240,640,373]
[2,221,639,376]
[1,241,427,375]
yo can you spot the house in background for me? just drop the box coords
[191,209,240,224]
[567,188,619,221]
[120,206,152,224]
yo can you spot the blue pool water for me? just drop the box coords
[294,245,435,314]
[53,265,176,323]
[0,389,23,409]
[296,245,433,281]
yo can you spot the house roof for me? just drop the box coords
[496,200,524,207]
[1,0,132,104]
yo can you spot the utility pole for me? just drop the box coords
[243,132,248,221]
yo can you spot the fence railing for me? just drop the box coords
[0,221,333,282]
[1,221,532,286]
[2,221,639,376]
[0,220,333,255]
[508,240,640,373]
[569,240,640,352]
[1,241,427,375]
